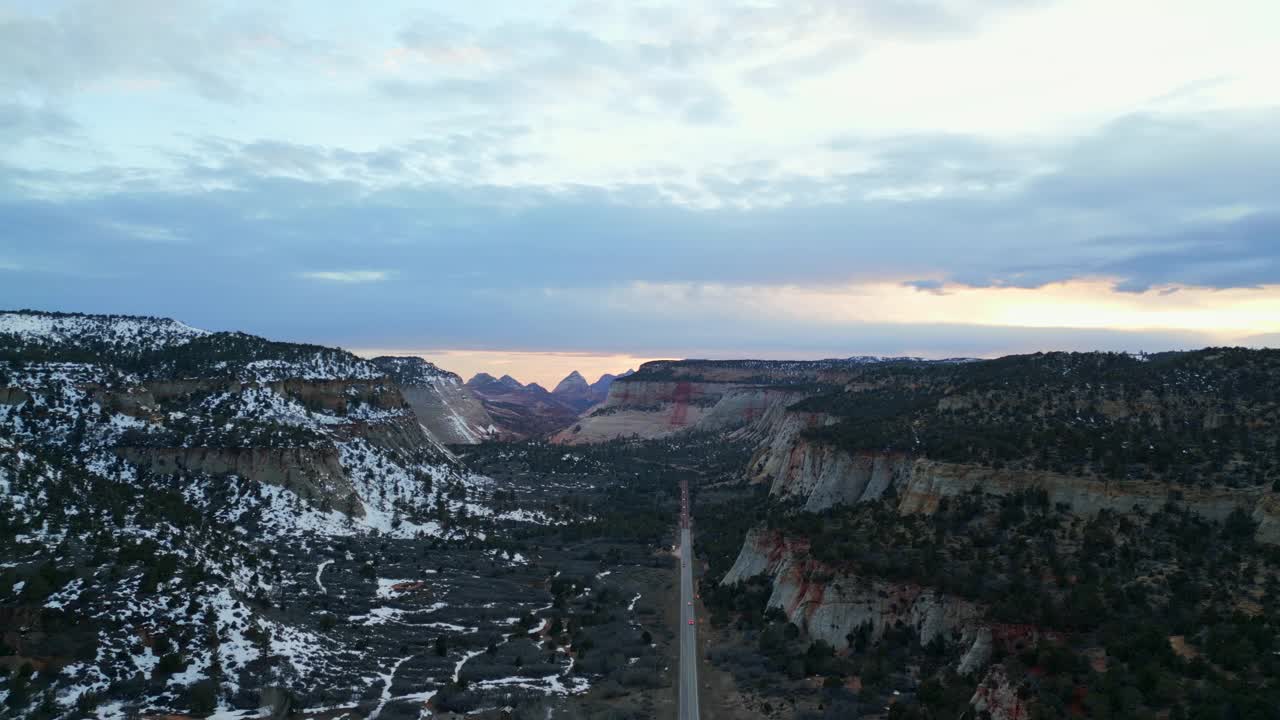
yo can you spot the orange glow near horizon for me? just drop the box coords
[353,348,667,389]
[357,280,1280,386]
[608,279,1280,339]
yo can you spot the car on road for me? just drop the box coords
[687,619,694,625]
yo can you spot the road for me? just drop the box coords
[678,479,700,720]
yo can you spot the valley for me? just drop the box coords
[3,311,1279,719]
[0,312,697,719]
[6,4,1276,718]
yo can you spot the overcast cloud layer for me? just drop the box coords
[2,0,1279,366]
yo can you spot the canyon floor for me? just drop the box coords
[276,441,706,720]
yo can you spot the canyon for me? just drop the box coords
[4,313,1278,720]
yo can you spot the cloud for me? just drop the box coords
[853,0,1054,37]
[0,1,263,103]
[1,1,1278,363]
[904,279,947,294]
[101,220,186,244]
[741,40,863,88]
[378,18,735,128]
[299,270,389,283]
[0,102,78,143]
[1096,213,1280,292]
[2,105,1278,300]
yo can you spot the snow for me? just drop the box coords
[96,701,127,720]
[0,311,208,352]
[421,621,475,633]
[377,578,421,600]
[45,578,83,609]
[315,560,334,594]
[0,311,576,714]
[453,648,486,683]
[130,645,160,678]
[266,620,326,678]
[368,655,414,720]
[348,607,409,626]
[241,357,383,382]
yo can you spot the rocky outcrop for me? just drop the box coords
[698,386,811,432]
[117,446,364,516]
[370,356,496,445]
[553,381,814,445]
[743,408,915,511]
[722,528,1060,680]
[896,460,1278,527]
[552,379,732,443]
[0,387,29,405]
[1256,494,1280,545]
[89,377,406,422]
[722,528,985,651]
[549,371,595,412]
[750,410,1280,544]
[970,665,1028,720]
[399,382,496,445]
[141,378,403,413]
[466,373,579,439]
[546,370,629,413]
[551,356,975,445]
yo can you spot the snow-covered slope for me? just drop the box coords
[370,356,497,444]
[0,310,207,352]
[0,311,545,718]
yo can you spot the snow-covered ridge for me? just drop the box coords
[369,356,461,385]
[2,311,390,382]
[0,310,208,352]
[235,356,384,382]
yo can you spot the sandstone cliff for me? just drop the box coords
[552,379,812,444]
[550,356,939,444]
[117,445,364,516]
[748,409,1280,544]
[370,356,497,444]
[88,370,457,521]
[723,527,988,658]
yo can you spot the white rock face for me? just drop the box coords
[957,627,994,676]
[723,528,984,650]
[970,665,1028,720]
[749,408,1280,544]
[552,380,810,444]
[371,356,497,445]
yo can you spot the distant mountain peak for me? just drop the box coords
[552,370,590,395]
[498,374,525,388]
[593,369,633,389]
[467,372,498,386]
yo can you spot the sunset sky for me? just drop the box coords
[3,0,1279,385]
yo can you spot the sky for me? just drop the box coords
[2,0,1279,386]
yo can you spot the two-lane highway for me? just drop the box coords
[678,480,700,720]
